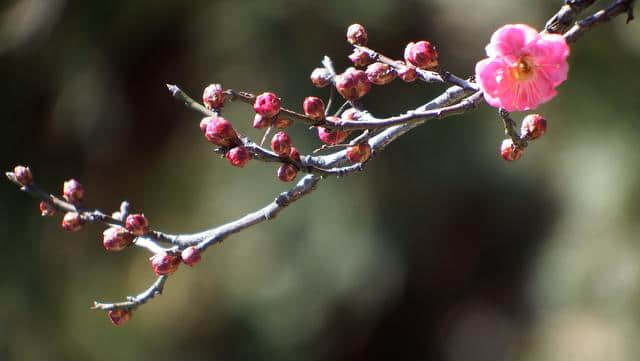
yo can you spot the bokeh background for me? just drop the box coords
[2,0,640,360]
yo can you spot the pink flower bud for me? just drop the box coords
[252,114,273,129]
[500,139,524,161]
[102,227,135,251]
[274,116,293,129]
[125,213,149,236]
[271,131,292,156]
[365,62,397,85]
[317,116,349,145]
[202,83,225,110]
[289,147,301,162]
[521,114,547,140]
[181,246,202,267]
[149,252,181,276]
[205,116,239,147]
[335,67,371,100]
[108,309,132,326]
[404,41,438,70]
[303,96,325,121]
[63,179,85,204]
[13,165,33,186]
[253,92,281,118]
[346,143,372,163]
[61,212,84,232]
[397,64,418,82]
[277,164,298,182]
[348,49,373,67]
[310,67,331,88]
[341,108,361,121]
[346,23,368,46]
[39,201,56,217]
[226,146,251,167]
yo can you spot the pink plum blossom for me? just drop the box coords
[475,24,570,112]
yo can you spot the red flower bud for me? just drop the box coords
[253,92,281,118]
[149,252,181,276]
[202,83,225,110]
[335,67,371,100]
[346,23,368,46]
[61,212,84,232]
[500,139,524,161]
[289,147,301,162]
[13,165,33,186]
[200,117,211,133]
[341,108,361,121]
[226,146,251,167]
[205,116,239,147]
[252,114,273,129]
[521,114,547,140]
[348,49,373,67]
[404,41,438,70]
[317,117,349,145]
[274,116,293,129]
[303,96,325,121]
[39,201,56,217]
[125,213,149,236]
[181,246,202,267]
[310,67,331,88]
[63,179,85,204]
[271,131,292,156]
[366,62,397,85]
[102,227,135,251]
[346,143,372,163]
[108,309,132,326]
[397,64,418,82]
[277,164,298,182]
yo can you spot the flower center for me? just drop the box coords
[511,57,533,81]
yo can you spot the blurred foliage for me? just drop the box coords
[1,0,640,360]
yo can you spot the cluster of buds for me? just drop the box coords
[199,105,251,168]
[500,114,548,161]
[271,131,300,182]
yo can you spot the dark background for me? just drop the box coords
[2,1,640,360]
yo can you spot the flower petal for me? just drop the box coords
[486,24,539,58]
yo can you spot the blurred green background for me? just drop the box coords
[2,0,640,360]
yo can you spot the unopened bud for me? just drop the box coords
[277,164,298,182]
[335,67,371,100]
[521,114,547,140]
[310,67,331,88]
[253,92,281,118]
[125,213,149,236]
[63,179,85,204]
[253,114,273,129]
[500,139,524,161]
[404,41,438,70]
[346,143,372,163]
[348,49,373,67]
[181,246,202,267]
[39,201,56,217]
[289,147,301,162]
[13,165,33,186]
[226,146,251,167]
[205,116,239,147]
[202,83,225,110]
[271,131,292,156]
[366,62,397,85]
[397,64,418,82]
[303,96,325,121]
[346,24,368,46]
[149,252,181,276]
[341,108,361,121]
[108,309,132,326]
[317,116,350,145]
[102,227,135,251]
[61,212,84,232]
